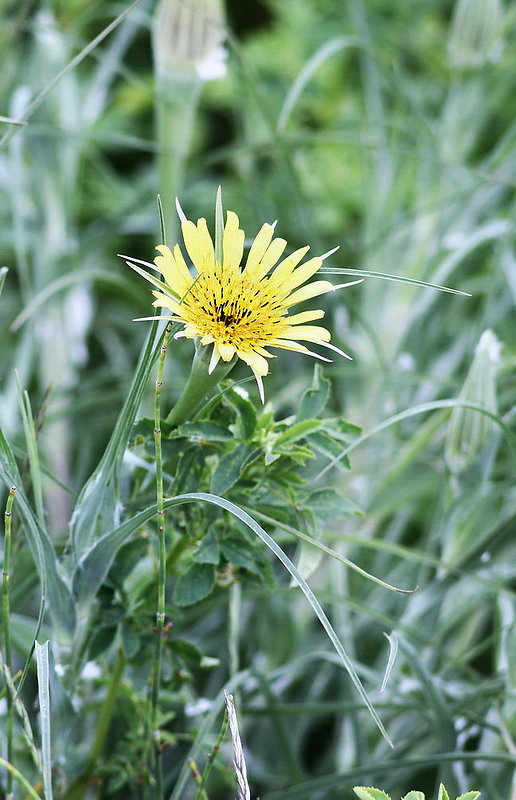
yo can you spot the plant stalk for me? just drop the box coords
[148,322,173,798]
[166,345,236,427]
[2,486,16,799]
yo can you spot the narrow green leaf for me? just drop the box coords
[70,321,164,558]
[215,185,224,264]
[0,427,75,637]
[15,377,45,525]
[320,266,471,296]
[0,266,8,295]
[35,641,53,800]
[315,399,516,482]
[157,193,166,244]
[381,632,399,693]
[275,419,322,446]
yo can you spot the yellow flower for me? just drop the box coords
[125,201,361,401]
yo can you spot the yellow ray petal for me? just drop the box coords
[281,256,323,292]
[253,237,288,280]
[236,349,269,376]
[276,325,331,343]
[223,211,245,269]
[282,280,335,307]
[151,292,184,316]
[268,246,310,288]
[182,218,215,269]
[216,343,236,361]
[284,309,325,325]
[244,223,275,272]
[154,244,192,295]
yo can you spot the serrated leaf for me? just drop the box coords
[173,563,215,606]
[307,429,351,470]
[438,785,450,800]
[353,789,391,800]
[456,793,481,800]
[275,419,322,446]
[211,444,261,495]
[302,488,361,520]
[402,793,425,800]
[297,364,330,421]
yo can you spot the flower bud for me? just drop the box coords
[448,0,504,68]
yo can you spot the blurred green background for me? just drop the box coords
[0,0,515,798]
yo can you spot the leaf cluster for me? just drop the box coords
[354,785,480,800]
[128,365,361,608]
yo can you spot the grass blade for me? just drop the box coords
[35,640,53,800]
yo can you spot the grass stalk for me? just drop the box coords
[148,322,174,798]
[2,486,16,799]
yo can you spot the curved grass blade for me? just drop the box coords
[10,270,135,332]
[0,757,43,800]
[277,36,361,133]
[314,400,516,482]
[319,266,471,296]
[74,493,393,746]
[244,507,416,594]
[0,427,75,638]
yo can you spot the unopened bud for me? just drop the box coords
[445,329,501,473]
[448,0,504,68]
[153,0,226,81]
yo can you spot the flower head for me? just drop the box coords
[124,199,361,401]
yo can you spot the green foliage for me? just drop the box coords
[0,0,515,798]
[353,785,481,800]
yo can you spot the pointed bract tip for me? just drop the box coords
[175,197,187,223]
[320,245,340,261]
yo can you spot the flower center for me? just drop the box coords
[182,267,284,348]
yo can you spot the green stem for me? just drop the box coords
[0,757,42,800]
[155,72,202,242]
[149,322,174,798]
[2,486,16,799]
[87,647,126,776]
[166,346,236,427]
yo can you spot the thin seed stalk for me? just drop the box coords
[149,323,173,798]
[2,486,16,799]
